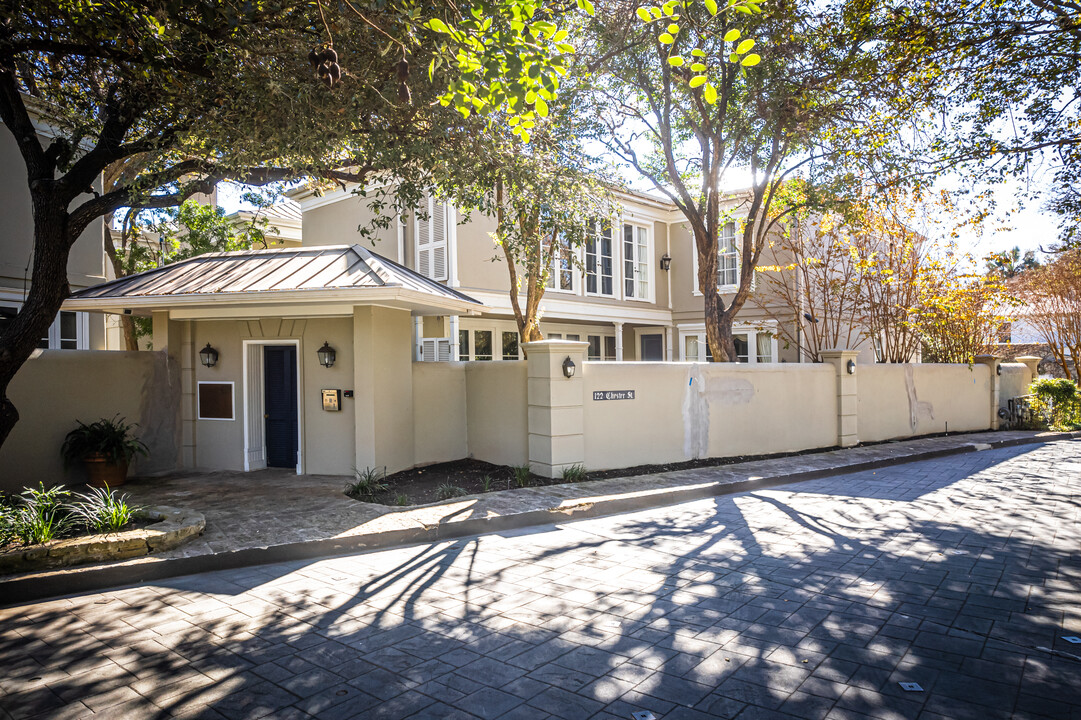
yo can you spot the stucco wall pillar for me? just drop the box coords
[822,349,859,448]
[1015,355,1041,383]
[525,340,588,478]
[354,306,415,475]
[974,354,1002,430]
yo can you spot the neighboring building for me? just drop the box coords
[0,116,108,350]
[288,185,799,365]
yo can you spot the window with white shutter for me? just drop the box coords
[420,337,452,362]
[415,195,450,282]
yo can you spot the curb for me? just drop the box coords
[2,431,1077,607]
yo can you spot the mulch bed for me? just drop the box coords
[350,429,989,507]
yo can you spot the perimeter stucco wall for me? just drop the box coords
[0,351,178,492]
[412,362,468,465]
[465,361,528,466]
[997,363,1032,412]
[857,363,992,443]
[582,362,837,471]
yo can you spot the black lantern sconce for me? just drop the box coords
[199,343,219,368]
[562,356,576,378]
[317,341,337,368]
[660,253,672,272]
[846,359,856,375]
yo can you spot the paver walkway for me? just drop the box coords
[2,439,1080,719]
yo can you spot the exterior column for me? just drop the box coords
[665,326,674,361]
[1015,355,1041,385]
[525,340,588,478]
[822,349,859,448]
[975,354,1002,431]
[614,322,624,362]
[449,315,460,361]
[413,316,422,361]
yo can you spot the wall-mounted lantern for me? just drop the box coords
[317,341,337,368]
[846,359,856,375]
[660,253,672,272]
[199,343,219,368]
[562,356,576,378]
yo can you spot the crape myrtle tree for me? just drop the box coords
[0,0,591,448]
[588,0,927,361]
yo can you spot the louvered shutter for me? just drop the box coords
[420,337,452,362]
[415,195,450,282]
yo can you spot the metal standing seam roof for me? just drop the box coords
[69,245,482,305]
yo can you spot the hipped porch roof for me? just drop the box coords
[65,245,483,318]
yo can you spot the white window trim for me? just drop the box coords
[542,234,577,295]
[196,381,235,421]
[677,323,777,364]
[584,219,618,299]
[690,221,753,297]
[621,221,655,304]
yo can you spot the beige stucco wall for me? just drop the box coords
[413,362,468,465]
[183,317,356,475]
[354,306,415,474]
[582,362,837,470]
[465,361,528,466]
[857,363,992,442]
[0,350,178,491]
[301,192,401,261]
[997,363,1032,413]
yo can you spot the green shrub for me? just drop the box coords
[512,463,532,488]
[1030,378,1081,430]
[61,416,148,467]
[8,483,73,545]
[393,493,410,506]
[561,464,588,483]
[346,467,389,500]
[436,483,468,500]
[481,475,494,493]
[68,485,140,534]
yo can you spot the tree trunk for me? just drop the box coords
[0,194,73,448]
[696,225,736,362]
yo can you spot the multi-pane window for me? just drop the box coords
[623,224,650,300]
[502,331,520,360]
[543,235,574,292]
[718,221,739,289]
[458,329,470,361]
[588,335,618,361]
[474,330,493,361]
[585,221,614,296]
[35,310,86,350]
[733,335,749,363]
[756,333,773,363]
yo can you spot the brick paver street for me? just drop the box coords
[2,440,1080,720]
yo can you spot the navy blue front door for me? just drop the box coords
[264,345,298,469]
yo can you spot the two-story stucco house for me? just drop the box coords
[0,117,108,350]
[290,185,797,366]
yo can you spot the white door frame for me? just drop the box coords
[242,338,304,474]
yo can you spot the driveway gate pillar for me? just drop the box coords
[822,350,860,448]
[524,340,588,478]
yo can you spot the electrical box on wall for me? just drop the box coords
[321,389,342,412]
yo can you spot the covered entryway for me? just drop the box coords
[264,345,298,468]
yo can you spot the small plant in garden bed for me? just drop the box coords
[345,467,389,500]
[436,483,469,500]
[0,483,142,549]
[512,463,533,488]
[562,464,588,483]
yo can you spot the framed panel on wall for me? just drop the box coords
[198,381,235,420]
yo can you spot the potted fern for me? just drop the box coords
[61,416,148,487]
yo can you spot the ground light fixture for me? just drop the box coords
[199,343,218,368]
[846,359,856,375]
[562,356,576,378]
[317,341,337,368]
[660,253,672,271]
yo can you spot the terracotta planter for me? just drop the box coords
[82,454,129,488]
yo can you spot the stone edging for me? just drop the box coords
[0,506,205,576]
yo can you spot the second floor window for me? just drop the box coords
[416,196,450,282]
[718,222,739,290]
[543,234,574,292]
[585,221,614,296]
[623,223,650,300]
